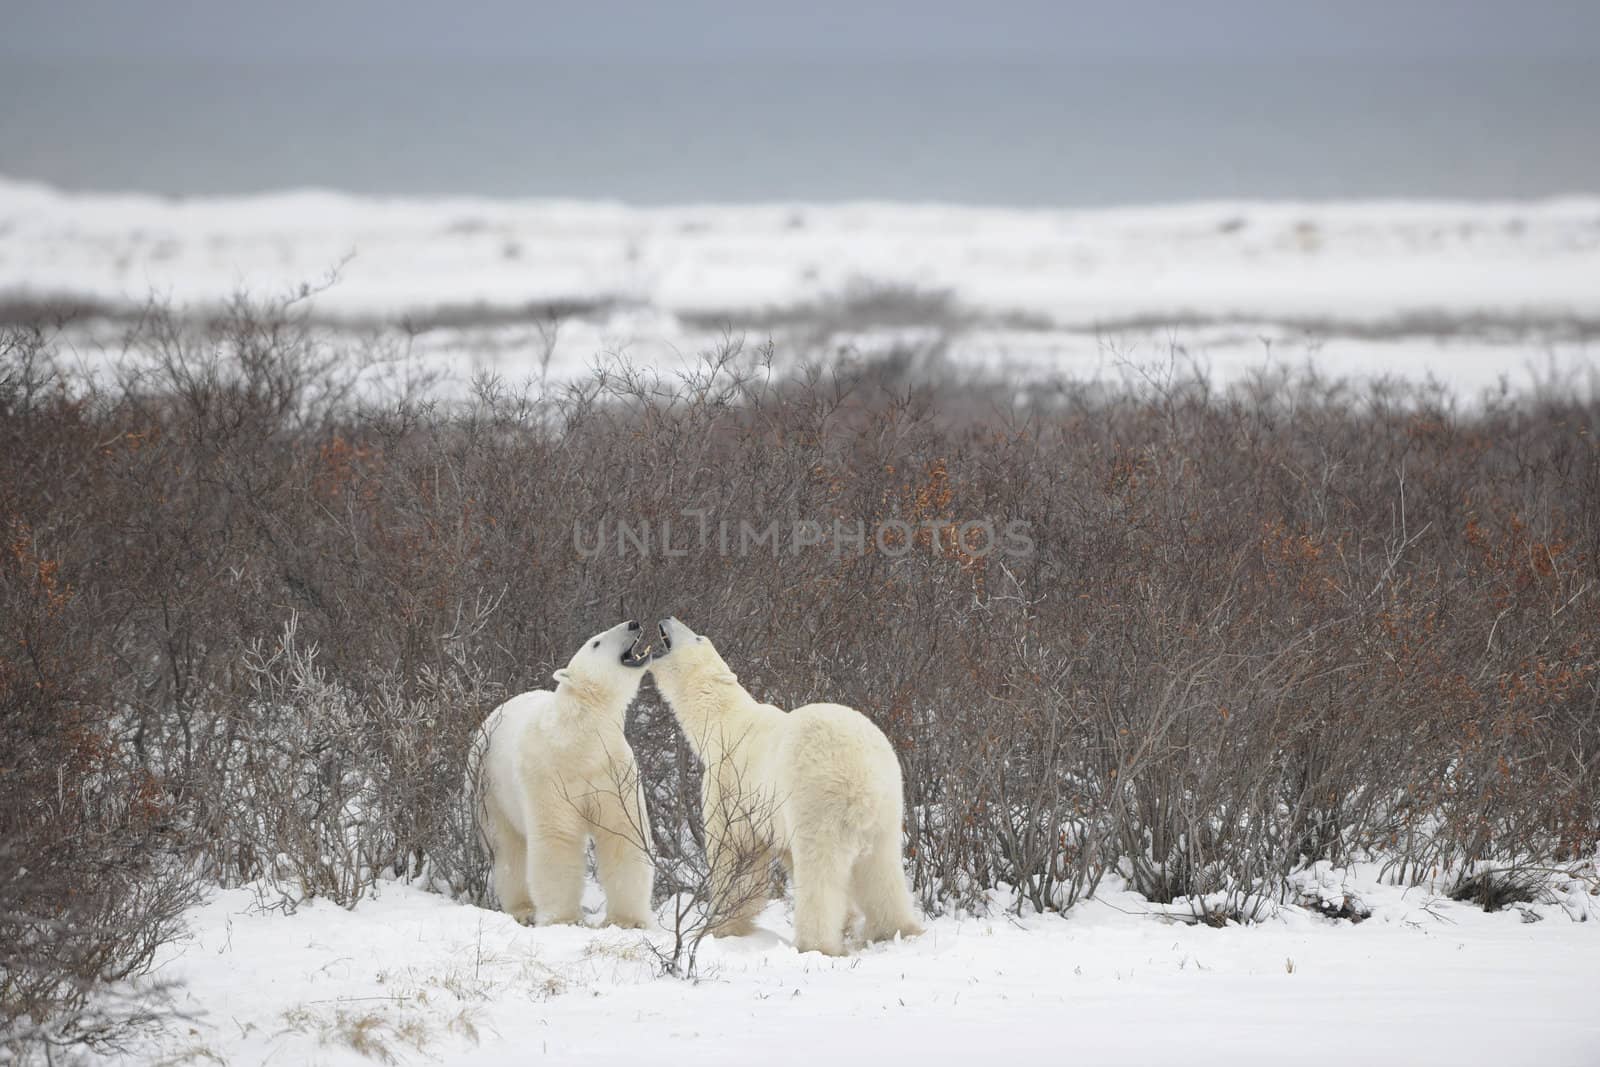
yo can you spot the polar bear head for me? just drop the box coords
[646,616,739,694]
[552,619,654,706]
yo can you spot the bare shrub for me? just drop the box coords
[4,295,1599,1045]
[579,732,785,979]
[1,328,199,1058]
[229,614,503,907]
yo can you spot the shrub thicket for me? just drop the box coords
[3,300,1597,1046]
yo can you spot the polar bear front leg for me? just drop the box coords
[701,801,775,938]
[594,827,654,928]
[706,837,770,937]
[593,783,655,928]
[526,821,586,926]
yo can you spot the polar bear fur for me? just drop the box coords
[470,620,654,927]
[648,617,923,956]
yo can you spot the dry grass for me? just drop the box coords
[280,1003,435,1064]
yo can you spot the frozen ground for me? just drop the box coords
[4,177,1598,398]
[100,866,1599,1067]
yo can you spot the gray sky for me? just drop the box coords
[5,0,1599,60]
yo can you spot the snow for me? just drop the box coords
[3,177,1598,326]
[5,177,1598,398]
[101,867,1600,1066]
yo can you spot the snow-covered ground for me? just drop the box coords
[5,177,1598,398]
[7,177,1600,325]
[106,866,1599,1067]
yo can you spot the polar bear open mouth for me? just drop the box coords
[621,631,653,669]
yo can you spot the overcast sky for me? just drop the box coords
[6,0,1599,61]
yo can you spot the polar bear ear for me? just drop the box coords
[713,668,739,686]
[552,667,572,685]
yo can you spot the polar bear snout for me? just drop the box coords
[583,619,653,669]
[652,615,705,659]
[620,620,654,669]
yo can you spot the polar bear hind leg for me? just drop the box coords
[851,823,924,943]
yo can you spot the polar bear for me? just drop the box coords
[470,620,655,927]
[647,617,923,956]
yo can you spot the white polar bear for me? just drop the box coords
[470,620,655,927]
[647,617,923,956]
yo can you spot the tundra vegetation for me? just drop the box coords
[2,296,1597,1053]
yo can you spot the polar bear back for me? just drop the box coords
[771,702,904,847]
[475,690,553,837]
